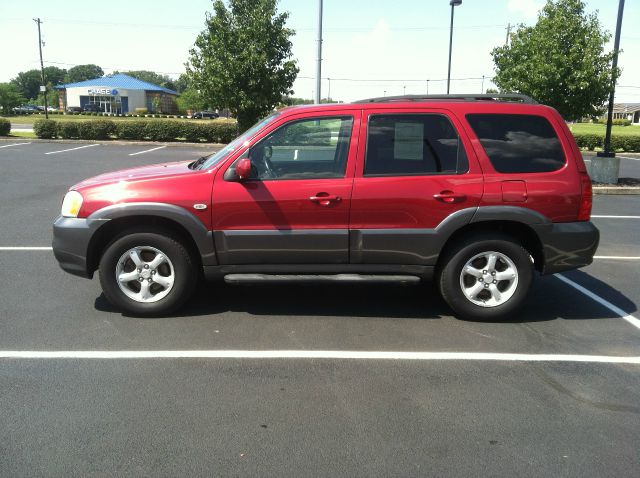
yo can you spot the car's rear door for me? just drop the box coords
[349,107,483,264]
[212,109,361,264]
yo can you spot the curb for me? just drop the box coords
[593,187,640,195]
[0,137,225,148]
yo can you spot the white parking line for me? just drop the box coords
[0,350,638,363]
[592,215,640,219]
[619,156,640,161]
[0,246,52,250]
[44,144,99,155]
[0,142,32,149]
[128,145,167,156]
[556,274,640,330]
[594,256,640,260]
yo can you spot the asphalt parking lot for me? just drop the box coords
[1,140,639,477]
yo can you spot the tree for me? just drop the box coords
[187,0,299,131]
[491,0,616,120]
[65,64,104,83]
[176,88,207,113]
[0,83,26,113]
[43,66,67,87]
[11,70,42,100]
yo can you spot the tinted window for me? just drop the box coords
[365,114,468,176]
[249,116,353,180]
[466,114,565,173]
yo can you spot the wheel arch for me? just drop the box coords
[436,220,545,274]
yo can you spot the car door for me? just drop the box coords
[212,110,361,265]
[349,108,483,264]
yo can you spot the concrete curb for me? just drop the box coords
[0,137,225,148]
[593,187,640,195]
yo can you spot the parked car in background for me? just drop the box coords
[66,106,83,114]
[82,104,103,113]
[12,104,39,114]
[47,106,58,113]
[192,110,219,119]
[52,93,599,321]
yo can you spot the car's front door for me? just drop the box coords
[212,111,361,265]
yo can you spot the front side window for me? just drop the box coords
[466,114,566,173]
[248,116,353,180]
[364,114,468,176]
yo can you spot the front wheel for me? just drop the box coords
[438,235,534,321]
[99,231,198,316]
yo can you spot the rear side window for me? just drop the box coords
[365,114,468,176]
[466,114,566,173]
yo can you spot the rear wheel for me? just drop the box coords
[99,231,198,316]
[438,235,534,321]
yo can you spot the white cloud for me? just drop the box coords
[507,0,543,20]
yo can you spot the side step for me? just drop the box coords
[224,273,421,285]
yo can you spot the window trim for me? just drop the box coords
[363,112,470,178]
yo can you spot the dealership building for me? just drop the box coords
[55,73,179,114]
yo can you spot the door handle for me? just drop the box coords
[433,191,467,203]
[310,193,342,206]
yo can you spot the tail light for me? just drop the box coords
[578,172,592,221]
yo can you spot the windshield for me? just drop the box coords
[200,113,281,169]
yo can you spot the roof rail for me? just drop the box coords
[353,93,538,104]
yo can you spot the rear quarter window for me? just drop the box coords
[466,114,566,173]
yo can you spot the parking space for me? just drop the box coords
[1,142,639,476]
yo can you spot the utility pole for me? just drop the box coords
[599,0,625,158]
[447,0,462,94]
[327,77,331,102]
[33,17,49,119]
[505,23,511,46]
[315,0,323,104]
[426,79,429,94]
[481,75,485,94]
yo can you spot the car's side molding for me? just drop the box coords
[471,206,550,226]
[88,202,217,265]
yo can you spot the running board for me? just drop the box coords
[224,273,421,284]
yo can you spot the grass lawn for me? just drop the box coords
[3,114,236,125]
[567,123,640,136]
[8,131,36,138]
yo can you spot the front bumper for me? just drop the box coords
[52,216,108,278]
[532,221,600,275]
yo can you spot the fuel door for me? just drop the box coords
[501,180,528,203]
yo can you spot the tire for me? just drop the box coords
[438,234,534,321]
[98,230,198,316]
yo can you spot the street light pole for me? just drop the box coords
[599,0,625,158]
[315,0,323,104]
[33,17,49,119]
[447,0,462,95]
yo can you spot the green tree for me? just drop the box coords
[187,0,299,131]
[65,64,104,83]
[491,0,616,120]
[176,88,207,113]
[11,70,42,100]
[43,66,67,87]
[0,83,26,114]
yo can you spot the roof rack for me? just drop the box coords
[353,93,538,105]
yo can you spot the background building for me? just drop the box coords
[55,73,178,114]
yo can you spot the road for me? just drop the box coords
[0,140,639,477]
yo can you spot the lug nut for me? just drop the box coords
[151,270,156,274]
[483,270,487,274]
[148,278,152,283]
[138,277,143,282]
[144,264,149,269]
[484,284,489,288]
[137,268,141,273]
[491,271,496,276]
[493,280,497,284]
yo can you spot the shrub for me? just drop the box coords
[33,119,57,138]
[58,121,80,139]
[115,120,148,140]
[0,118,10,136]
[573,133,602,151]
[182,122,204,142]
[572,132,640,152]
[144,121,182,141]
[612,118,631,126]
[88,119,116,139]
[135,108,148,115]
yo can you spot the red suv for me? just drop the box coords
[53,94,599,320]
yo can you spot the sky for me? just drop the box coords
[0,0,638,102]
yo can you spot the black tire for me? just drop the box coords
[98,230,198,316]
[438,234,534,321]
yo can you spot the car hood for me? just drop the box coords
[72,160,193,189]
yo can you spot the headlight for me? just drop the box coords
[61,191,83,218]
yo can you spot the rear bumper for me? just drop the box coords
[52,216,108,278]
[532,221,600,275]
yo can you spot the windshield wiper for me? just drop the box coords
[189,156,208,170]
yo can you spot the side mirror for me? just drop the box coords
[235,158,252,180]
